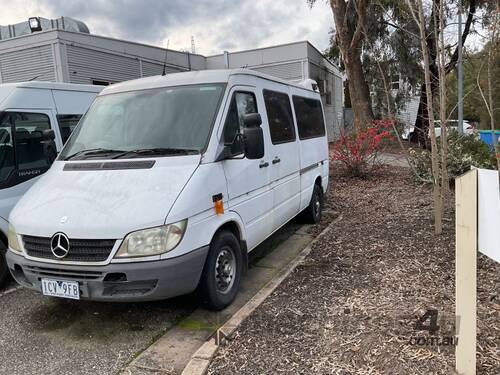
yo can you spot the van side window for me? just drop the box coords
[223,92,258,144]
[57,114,82,144]
[0,115,15,183]
[263,90,295,144]
[11,112,56,171]
[292,96,326,139]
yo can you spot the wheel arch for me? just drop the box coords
[0,229,7,249]
[210,214,248,273]
[314,175,322,188]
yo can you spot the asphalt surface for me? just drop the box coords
[0,221,301,375]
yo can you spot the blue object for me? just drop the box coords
[479,130,500,150]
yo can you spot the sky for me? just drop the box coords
[0,0,334,56]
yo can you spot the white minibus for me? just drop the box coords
[6,70,328,310]
[0,82,102,286]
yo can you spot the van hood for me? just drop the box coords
[9,155,200,239]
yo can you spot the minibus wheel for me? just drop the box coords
[0,243,8,287]
[303,184,323,224]
[199,230,242,311]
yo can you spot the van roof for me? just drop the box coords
[101,69,317,96]
[0,81,104,93]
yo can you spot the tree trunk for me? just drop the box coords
[329,0,373,132]
[414,78,440,148]
[412,0,477,144]
[486,17,500,171]
[344,50,374,131]
[408,0,443,235]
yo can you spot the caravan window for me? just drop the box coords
[292,96,325,139]
[263,90,295,144]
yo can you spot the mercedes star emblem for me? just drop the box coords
[50,232,70,259]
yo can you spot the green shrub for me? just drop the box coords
[408,130,497,182]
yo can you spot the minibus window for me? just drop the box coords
[60,84,226,160]
[12,113,54,171]
[263,90,295,144]
[56,114,82,144]
[223,92,257,144]
[292,96,326,139]
[0,115,14,182]
[0,112,55,186]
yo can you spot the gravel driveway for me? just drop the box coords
[208,165,500,374]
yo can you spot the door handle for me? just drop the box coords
[259,161,269,168]
[272,157,281,164]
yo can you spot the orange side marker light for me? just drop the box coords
[212,193,224,215]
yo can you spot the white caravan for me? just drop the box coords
[0,82,102,286]
[6,70,328,310]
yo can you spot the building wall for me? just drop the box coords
[307,62,343,140]
[0,44,55,82]
[66,45,140,84]
[396,95,420,127]
[0,32,344,140]
[251,61,304,81]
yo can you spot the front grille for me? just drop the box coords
[23,235,116,262]
[25,265,103,280]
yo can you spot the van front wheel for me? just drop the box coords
[199,230,242,311]
[0,242,9,288]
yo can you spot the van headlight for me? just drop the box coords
[115,220,187,258]
[7,224,22,252]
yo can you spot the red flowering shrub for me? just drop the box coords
[332,119,394,177]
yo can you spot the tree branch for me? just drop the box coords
[350,0,370,50]
[445,0,477,74]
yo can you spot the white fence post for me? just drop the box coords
[455,169,477,375]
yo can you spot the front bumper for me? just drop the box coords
[6,246,209,302]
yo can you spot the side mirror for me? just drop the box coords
[243,113,262,128]
[243,113,264,160]
[42,129,56,141]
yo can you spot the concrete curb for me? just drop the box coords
[0,286,21,298]
[181,216,341,375]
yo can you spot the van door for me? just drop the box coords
[0,110,59,221]
[262,89,301,231]
[221,88,273,250]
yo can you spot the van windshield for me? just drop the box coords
[60,84,226,160]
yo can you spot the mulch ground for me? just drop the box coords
[208,160,500,374]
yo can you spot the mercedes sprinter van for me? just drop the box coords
[0,82,102,287]
[6,70,328,310]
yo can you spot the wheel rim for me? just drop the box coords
[214,246,236,294]
[313,191,321,218]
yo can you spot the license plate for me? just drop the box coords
[41,279,80,300]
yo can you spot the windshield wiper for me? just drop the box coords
[63,148,126,161]
[111,148,199,159]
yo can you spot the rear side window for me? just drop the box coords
[292,96,325,139]
[57,114,82,144]
[263,90,295,144]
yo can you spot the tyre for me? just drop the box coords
[302,184,323,224]
[0,242,9,288]
[199,230,242,311]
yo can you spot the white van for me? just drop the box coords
[6,70,328,310]
[0,82,102,286]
